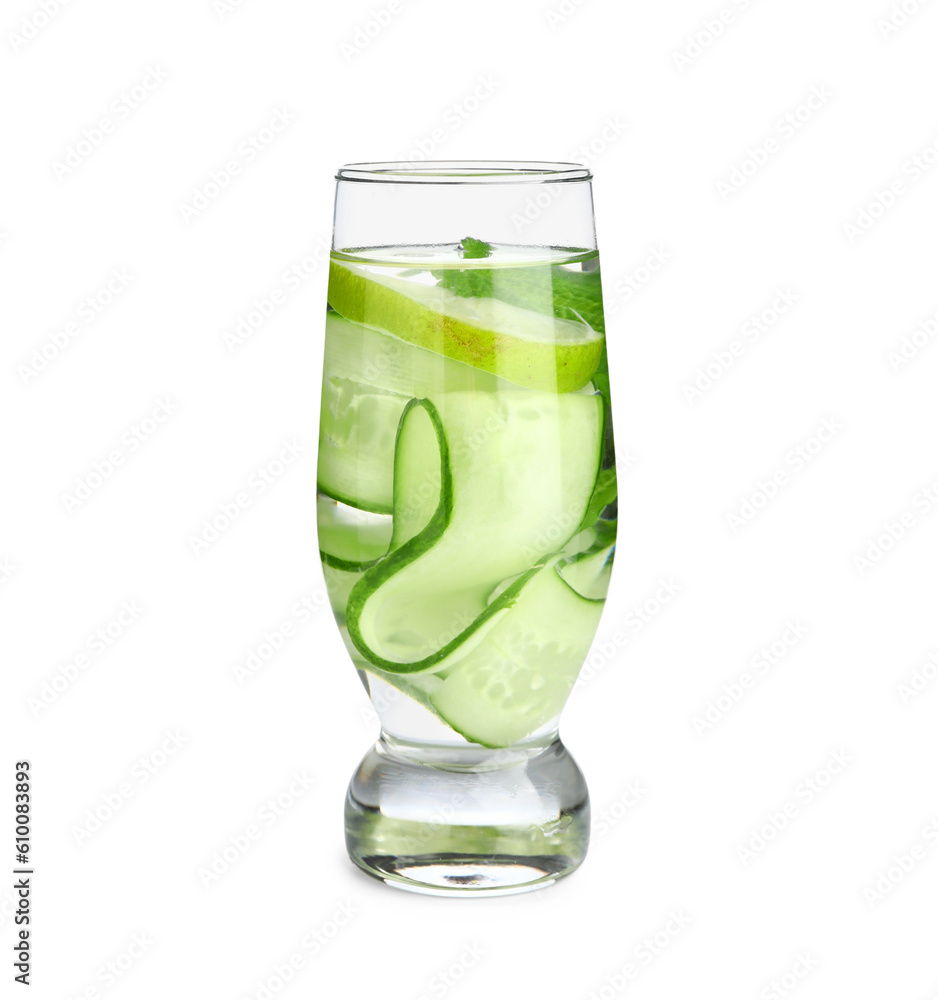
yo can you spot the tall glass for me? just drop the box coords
[317,161,616,894]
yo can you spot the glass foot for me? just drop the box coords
[345,735,590,896]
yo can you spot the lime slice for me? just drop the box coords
[328,260,604,394]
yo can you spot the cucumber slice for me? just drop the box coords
[429,559,606,748]
[318,376,407,513]
[346,390,604,674]
[558,542,615,601]
[388,398,442,551]
[320,562,360,622]
[317,498,392,571]
[578,465,617,531]
[318,312,514,513]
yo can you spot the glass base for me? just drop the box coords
[345,735,590,895]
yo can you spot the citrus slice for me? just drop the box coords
[328,259,603,393]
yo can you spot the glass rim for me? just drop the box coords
[335,160,592,185]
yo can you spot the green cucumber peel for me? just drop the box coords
[345,392,604,675]
[428,556,610,747]
[346,397,545,675]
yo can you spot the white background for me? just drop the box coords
[3,0,938,997]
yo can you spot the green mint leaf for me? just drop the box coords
[459,236,493,259]
[437,238,606,335]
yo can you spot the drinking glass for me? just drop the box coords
[317,161,616,894]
